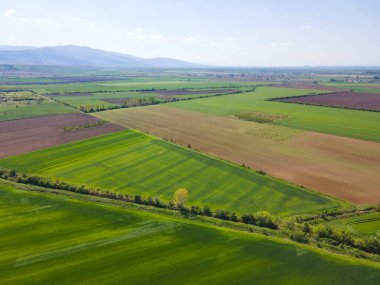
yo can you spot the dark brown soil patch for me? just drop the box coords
[278,91,380,111]
[0,113,124,158]
[271,84,347,92]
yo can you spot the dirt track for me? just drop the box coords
[95,105,380,204]
[0,113,124,158]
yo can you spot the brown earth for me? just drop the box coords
[271,84,347,92]
[140,88,239,95]
[95,106,380,204]
[279,92,380,111]
[358,85,380,89]
[0,113,124,158]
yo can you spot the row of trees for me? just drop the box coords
[0,168,378,257]
[0,169,278,230]
[282,220,380,255]
[63,120,107,132]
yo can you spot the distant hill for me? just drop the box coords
[0,45,204,68]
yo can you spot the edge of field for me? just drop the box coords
[2,178,379,269]
[0,127,349,217]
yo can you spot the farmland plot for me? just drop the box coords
[96,105,380,204]
[277,91,380,111]
[0,130,342,216]
[168,86,380,142]
[0,113,124,158]
[1,182,379,285]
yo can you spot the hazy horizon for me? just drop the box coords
[1,0,379,67]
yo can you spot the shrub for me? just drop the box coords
[202,205,212,216]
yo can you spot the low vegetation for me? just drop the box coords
[235,111,289,123]
[169,86,380,142]
[2,182,379,284]
[0,130,342,216]
[62,120,108,132]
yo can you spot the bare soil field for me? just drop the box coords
[141,88,238,95]
[271,84,346,92]
[95,105,380,204]
[279,91,380,111]
[0,113,124,158]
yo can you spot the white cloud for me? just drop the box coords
[125,29,168,41]
[251,41,294,49]
[36,19,52,24]
[3,9,29,22]
[225,36,238,41]
[151,34,164,40]
[279,41,293,46]
[3,9,15,18]
[68,17,97,30]
[181,35,202,44]
[300,25,312,30]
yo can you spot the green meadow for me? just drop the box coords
[168,86,380,142]
[0,101,76,121]
[49,92,143,109]
[0,130,342,216]
[1,182,379,285]
[22,79,257,94]
[324,212,380,239]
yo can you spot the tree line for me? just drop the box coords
[0,167,379,259]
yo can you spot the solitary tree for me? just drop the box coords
[173,188,188,208]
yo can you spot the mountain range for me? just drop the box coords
[0,45,203,68]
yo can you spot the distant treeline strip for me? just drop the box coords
[0,168,277,229]
[63,120,108,132]
[50,87,255,113]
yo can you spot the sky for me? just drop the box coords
[0,0,379,66]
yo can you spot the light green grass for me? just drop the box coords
[23,79,256,94]
[0,101,76,121]
[168,86,380,142]
[0,130,342,216]
[0,182,379,285]
[324,212,380,239]
[44,82,251,109]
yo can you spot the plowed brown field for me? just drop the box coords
[271,84,346,92]
[95,106,380,204]
[0,113,124,158]
[279,91,380,111]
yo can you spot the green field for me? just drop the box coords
[48,89,231,110]
[324,212,380,239]
[0,130,342,216]
[19,79,257,94]
[1,181,379,285]
[0,101,76,121]
[167,86,380,142]
[26,79,256,111]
